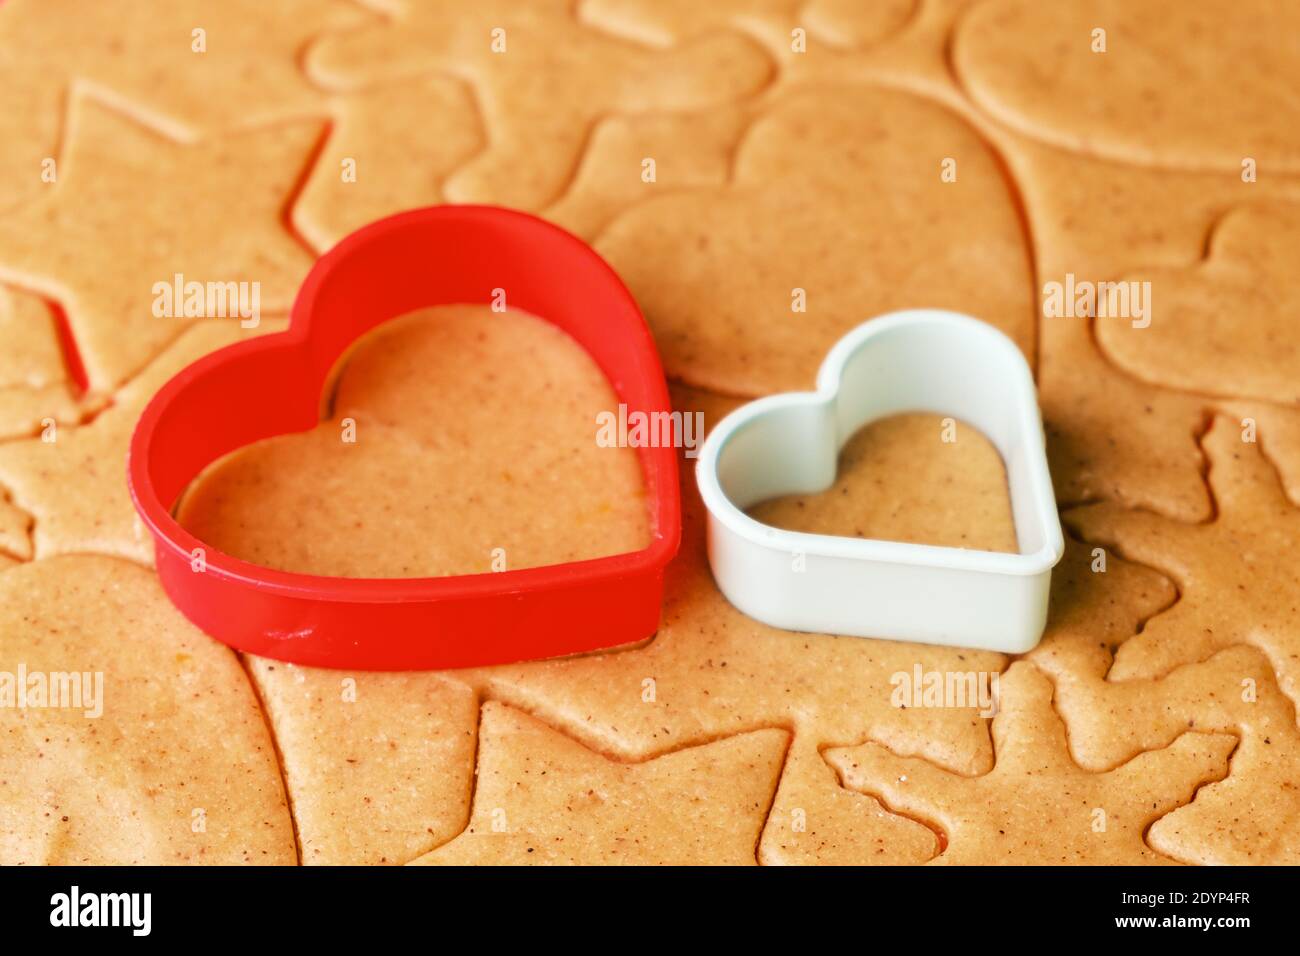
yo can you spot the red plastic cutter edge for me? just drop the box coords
[127,205,681,670]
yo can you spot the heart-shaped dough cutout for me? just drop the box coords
[177,304,649,577]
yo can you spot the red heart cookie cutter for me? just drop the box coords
[128,206,681,670]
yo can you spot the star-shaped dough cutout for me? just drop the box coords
[826,663,1235,864]
[412,703,787,865]
[306,0,772,209]
[1066,413,1300,706]
[0,0,363,211]
[0,96,317,389]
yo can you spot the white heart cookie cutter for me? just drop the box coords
[695,309,1064,654]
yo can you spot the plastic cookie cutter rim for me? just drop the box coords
[694,309,1064,654]
[128,205,681,671]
